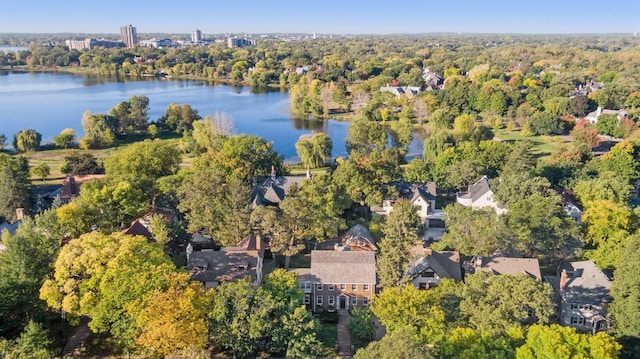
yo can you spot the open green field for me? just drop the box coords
[494,129,571,159]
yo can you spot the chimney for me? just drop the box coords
[15,208,24,221]
[271,165,276,180]
[560,269,568,291]
[424,247,432,255]
[256,234,262,251]
[306,165,311,179]
[186,243,193,262]
[475,255,483,268]
[596,106,602,117]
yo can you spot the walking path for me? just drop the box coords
[337,309,352,358]
[62,317,90,357]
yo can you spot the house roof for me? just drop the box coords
[237,233,269,250]
[468,176,492,203]
[0,220,21,236]
[310,250,376,284]
[250,175,307,208]
[188,247,262,283]
[474,255,542,280]
[342,224,376,249]
[386,180,437,203]
[405,250,462,281]
[559,260,611,305]
[58,175,106,200]
[121,220,153,241]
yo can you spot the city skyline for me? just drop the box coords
[1,0,639,35]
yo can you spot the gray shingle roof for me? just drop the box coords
[342,224,376,248]
[188,248,261,283]
[475,255,542,280]
[469,176,492,203]
[405,251,462,281]
[310,250,376,284]
[560,260,611,305]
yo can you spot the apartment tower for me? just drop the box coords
[120,24,138,48]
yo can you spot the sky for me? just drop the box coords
[1,0,639,35]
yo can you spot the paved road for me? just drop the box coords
[337,309,352,358]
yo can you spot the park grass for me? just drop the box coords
[494,128,570,159]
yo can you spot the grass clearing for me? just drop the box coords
[494,129,571,159]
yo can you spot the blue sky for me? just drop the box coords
[1,0,639,35]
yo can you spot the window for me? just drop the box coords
[418,283,428,290]
[579,304,592,311]
[421,270,436,278]
[351,297,357,306]
[526,308,534,318]
[363,297,369,306]
[352,284,358,291]
[571,316,585,325]
[304,295,310,304]
[328,296,335,306]
[316,283,323,291]
[340,284,346,291]
[363,284,370,292]
[328,284,335,291]
[571,303,579,310]
[316,296,323,306]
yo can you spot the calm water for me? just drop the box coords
[0,46,28,53]
[0,71,423,162]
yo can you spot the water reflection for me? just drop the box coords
[290,117,327,131]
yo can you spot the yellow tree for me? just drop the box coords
[133,273,213,357]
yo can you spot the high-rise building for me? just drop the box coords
[192,29,202,43]
[120,24,138,48]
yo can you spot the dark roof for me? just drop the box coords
[121,220,153,241]
[386,180,437,203]
[250,176,306,209]
[560,260,611,305]
[59,175,106,200]
[405,250,462,281]
[342,224,377,249]
[310,250,376,284]
[188,247,262,283]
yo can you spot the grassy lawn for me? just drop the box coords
[316,322,338,355]
[494,129,571,159]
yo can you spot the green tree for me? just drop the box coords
[79,111,117,149]
[349,308,377,350]
[147,123,159,138]
[5,321,55,359]
[221,134,284,178]
[404,158,432,182]
[581,200,632,269]
[492,173,554,208]
[0,217,60,337]
[158,103,202,133]
[596,114,620,137]
[423,129,455,163]
[12,129,41,152]
[0,155,31,223]
[504,194,578,257]
[40,232,178,350]
[371,285,445,344]
[516,324,620,359]
[438,327,524,359]
[208,278,270,359]
[345,118,387,155]
[354,327,434,359]
[377,200,421,288]
[60,152,104,175]
[53,128,76,149]
[610,233,640,339]
[30,163,50,183]
[271,306,323,359]
[568,95,593,117]
[460,272,554,335]
[438,204,507,256]
[105,139,181,183]
[295,133,332,168]
[528,112,563,135]
[178,166,251,246]
[109,95,150,134]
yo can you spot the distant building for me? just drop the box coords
[227,37,256,48]
[65,38,122,51]
[456,175,507,215]
[139,38,173,48]
[192,29,202,43]
[120,24,138,48]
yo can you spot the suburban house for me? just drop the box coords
[0,208,26,250]
[314,223,377,251]
[547,261,611,333]
[249,167,308,209]
[372,180,439,224]
[404,248,462,290]
[380,85,421,97]
[49,175,106,203]
[187,234,273,289]
[422,67,444,90]
[464,254,542,281]
[121,208,178,241]
[293,250,376,312]
[456,176,507,215]
[585,106,628,124]
[560,190,582,225]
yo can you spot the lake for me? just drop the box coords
[0,71,423,162]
